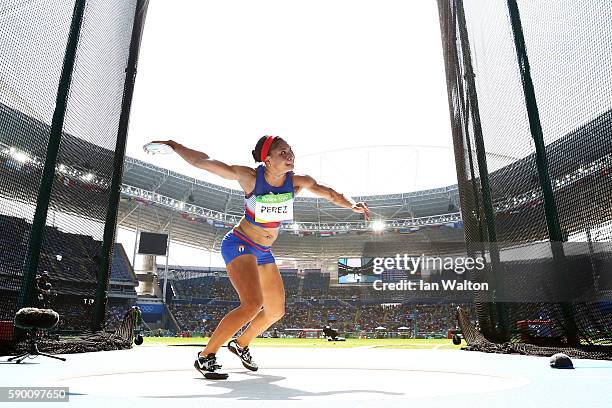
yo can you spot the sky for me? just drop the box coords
[125,0,456,197]
[118,0,457,267]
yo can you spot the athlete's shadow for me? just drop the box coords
[196,371,404,401]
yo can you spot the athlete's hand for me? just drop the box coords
[351,202,370,221]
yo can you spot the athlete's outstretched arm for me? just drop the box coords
[294,175,370,220]
[149,140,254,182]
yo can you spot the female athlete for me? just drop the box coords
[148,136,370,379]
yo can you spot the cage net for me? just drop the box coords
[0,0,147,355]
[438,0,612,358]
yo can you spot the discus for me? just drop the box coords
[143,142,174,155]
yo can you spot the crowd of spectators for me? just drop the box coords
[169,303,231,336]
[0,214,470,338]
[156,270,475,337]
[166,301,470,338]
[104,301,136,330]
[50,297,96,332]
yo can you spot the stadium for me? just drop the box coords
[118,153,468,338]
[1,0,611,407]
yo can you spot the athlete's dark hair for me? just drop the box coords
[252,136,285,163]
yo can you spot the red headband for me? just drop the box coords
[260,136,276,162]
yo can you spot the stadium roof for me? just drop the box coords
[2,102,610,259]
[118,156,464,258]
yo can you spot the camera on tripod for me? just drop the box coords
[35,271,55,309]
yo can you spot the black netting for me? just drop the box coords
[438,0,612,357]
[40,0,138,332]
[0,0,74,326]
[0,306,142,356]
[0,0,148,354]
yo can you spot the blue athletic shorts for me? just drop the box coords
[220,229,276,266]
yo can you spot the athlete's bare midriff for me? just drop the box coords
[234,216,280,247]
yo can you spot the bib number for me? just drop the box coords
[255,192,294,223]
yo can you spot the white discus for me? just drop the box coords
[143,142,174,155]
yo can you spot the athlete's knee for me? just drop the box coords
[240,298,264,316]
[266,304,285,322]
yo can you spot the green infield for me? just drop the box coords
[141,337,464,349]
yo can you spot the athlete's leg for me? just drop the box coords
[200,254,263,356]
[235,262,285,347]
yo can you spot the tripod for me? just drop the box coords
[7,328,66,363]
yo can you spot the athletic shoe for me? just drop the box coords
[227,339,258,371]
[194,352,229,380]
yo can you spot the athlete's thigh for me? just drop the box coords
[257,263,285,307]
[226,254,263,304]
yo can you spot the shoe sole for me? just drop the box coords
[227,343,258,372]
[194,361,229,380]
[204,372,229,380]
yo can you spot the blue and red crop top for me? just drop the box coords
[244,164,295,228]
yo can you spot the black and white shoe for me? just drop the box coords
[227,339,258,371]
[194,352,229,380]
